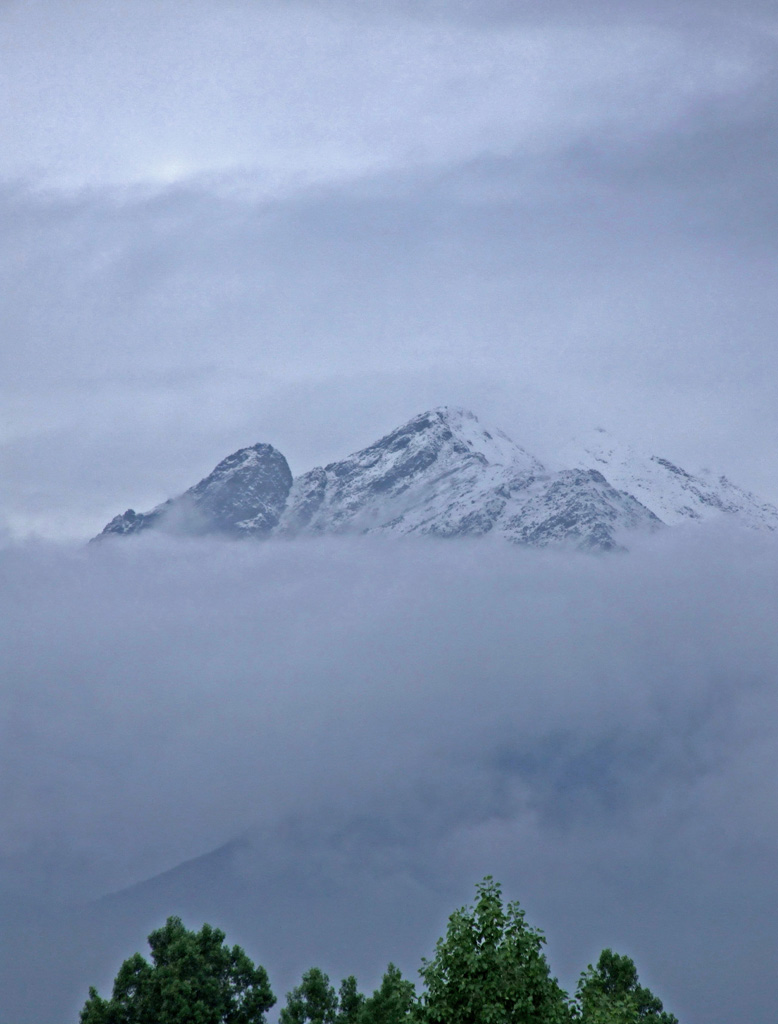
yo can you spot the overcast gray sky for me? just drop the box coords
[2,0,778,537]
[2,4,778,1024]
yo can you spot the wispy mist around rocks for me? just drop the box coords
[2,528,777,1022]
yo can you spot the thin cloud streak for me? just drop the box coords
[0,1,763,188]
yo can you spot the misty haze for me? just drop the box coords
[2,2,778,1024]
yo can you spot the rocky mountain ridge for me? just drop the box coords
[559,426,778,532]
[101,442,292,538]
[98,408,776,551]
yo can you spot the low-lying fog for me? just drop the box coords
[2,527,776,1024]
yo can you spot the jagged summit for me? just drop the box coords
[401,407,544,473]
[278,407,545,537]
[99,442,293,539]
[96,409,777,550]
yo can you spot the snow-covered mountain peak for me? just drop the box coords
[96,410,777,550]
[561,427,778,531]
[417,406,542,472]
[276,410,655,548]
[346,406,544,479]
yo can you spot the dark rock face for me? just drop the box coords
[100,507,162,536]
[184,444,293,535]
[98,443,293,539]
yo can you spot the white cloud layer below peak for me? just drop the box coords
[1,529,777,1023]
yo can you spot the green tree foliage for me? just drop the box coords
[360,963,416,1024]
[417,876,570,1024]
[79,880,680,1024]
[574,949,678,1024]
[280,968,339,1024]
[336,976,366,1024]
[79,916,275,1024]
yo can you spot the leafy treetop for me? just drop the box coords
[79,916,275,1024]
[417,876,570,1024]
[574,949,679,1024]
[279,964,414,1024]
[79,880,680,1024]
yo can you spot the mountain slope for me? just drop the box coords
[96,408,776,550]
[278,409,660,550]
[562,427,778,531]
[100,443,293,538]
[278,408,542,536]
